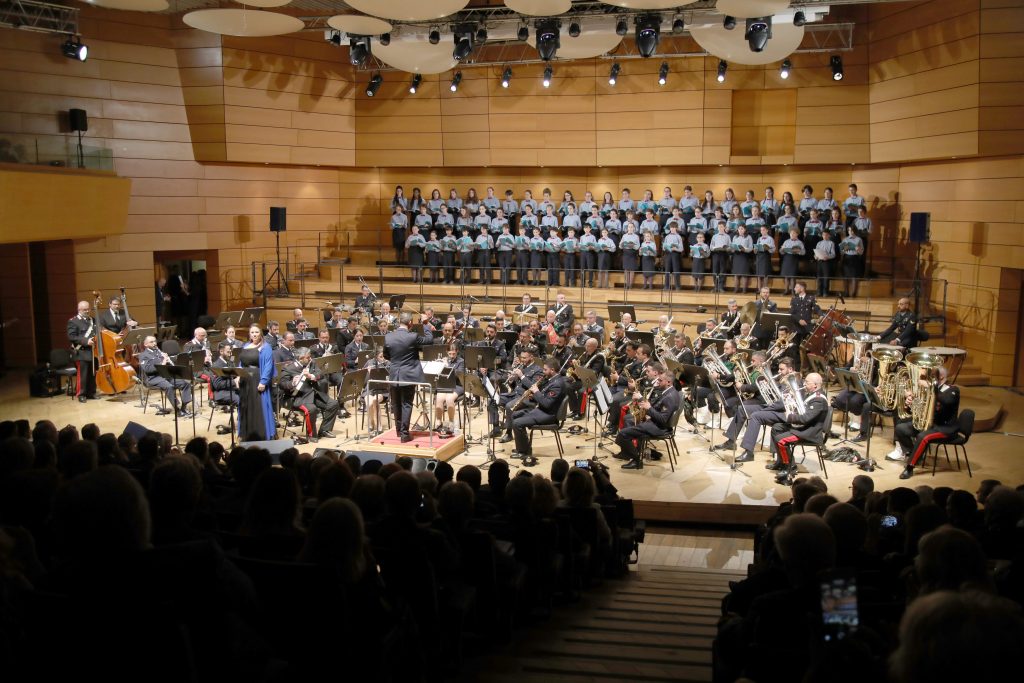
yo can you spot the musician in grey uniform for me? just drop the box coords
[616,371,680,470]
[489,347,544,441]
[510,358,568,465]
[138,335,193,416]
[279,347,339,442]
[567,337,606,419]
[383,312,434,442]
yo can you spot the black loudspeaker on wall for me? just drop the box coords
[909,212,930,243]
[270,206,287,232]
[69,108,88,132]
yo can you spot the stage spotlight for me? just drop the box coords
[428,28,440,45]
[450,71,462,92]
[658,61,668,86]
[476,26,488,43]
[409,73,422,94]
[717,60,728,83]
[672,16,685,34]
[635,14,661,58]
[349,37,370,67]
[608,62,620,85]
[379,33,390,46]
[61,36,88,61]
[365,73,383,97]
[723,15,737,31]
[830,55,844,81]
[542,65,552,88]
[568,21,581,38]
[745,17,772,53]
[536,20,560,62]
[616,19,628,36]
[793,11,806,27]
[501,66,512,88]
[780,58,791,80]
[517,24,529,41]
[327,31,342,46]
[453,33,473,61]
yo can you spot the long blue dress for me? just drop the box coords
[239,342,276,440]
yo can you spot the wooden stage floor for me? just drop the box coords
[5,376,1022,524]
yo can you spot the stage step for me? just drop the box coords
[458,566,742,683]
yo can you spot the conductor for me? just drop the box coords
[384,311,434,442]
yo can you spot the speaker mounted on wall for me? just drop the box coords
[909,212,930,244]
[68,108,88,132]
[269,206,287,233]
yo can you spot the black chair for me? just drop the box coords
[528,395,570,459]
[791,406,833,479]
[639,404,684,471]
[48,348,78,397]
[923,409,974,477]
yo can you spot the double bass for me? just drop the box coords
[92,290,137,394]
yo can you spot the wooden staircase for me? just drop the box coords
[459,566,743,682]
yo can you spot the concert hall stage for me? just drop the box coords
[4,378,1018,526]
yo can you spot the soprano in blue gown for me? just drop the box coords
[239,337,276,440]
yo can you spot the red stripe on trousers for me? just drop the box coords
[298,405,312,436]
[76,361,82,396]
[580,389,589,414]
[776,434,801,464]
[909,431,946,467]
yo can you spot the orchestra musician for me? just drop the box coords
[377,303,395,327]
[768,371,830,485]
[344,329,369,369]
[651,314,675,336]
[603,342,648,436]
[731,357,798,463]
[210,341,240,406]
[375,317,391,337]
[569,322,588,348]
[433,342,465,438]
[273,332,297,364]
[326,308,346,329]
[335,317,359,350]
[479,323,508,369]
[540,311,560,346]
[583,309,604,343]
[354,285,375,314]
[789,281,821,370]
[67,300,97,402]
[713,350,770,458]
[514,293,538,320]
[138,335,193,417]
[438,322,461,349]
[286,308,304,333]
[619,313,637,331]
[550,331,574,371]
[488,347,544,441]
[510,358,568,465]
[567,337,606,420]
[363,348,390,437]
[616,370,680,470]
[383,312,434,442]
[664,333,695,366]
[98,295,137,334]
[694,339,739,426]
[751,286,778,350]
[294,318,315,341]
[310,329,344,400]
[183,327,212,364]
[222,326,245,350]
[265,321,282,349]
[874,297,920,348]
[552,293,574,333]
[279,347,339,442]
[511,330,538,360]
[890,365,960,480]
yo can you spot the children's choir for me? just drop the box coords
[392,182,873,295]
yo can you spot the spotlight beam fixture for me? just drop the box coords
[348,36,370,67]
[830,55,844,81]
[365,73,382,97]
[745,17,772,53]
[717,60,728,83]
[409,73,422,94]
[452,26,474,62]
[428,28,440,45]
[535,19,560,62]
[635,14,662,58]
[450,71,462,92]
[542,65,553,88]
[780,58,792,80]
[61,36,88,61]
[608,62,620,86]
[658,61,668,86]
[501,66,512,88]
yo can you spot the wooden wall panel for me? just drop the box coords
[978,1,1024,156]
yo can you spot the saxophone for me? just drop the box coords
[508,374,550,412]
[629,383,658,423]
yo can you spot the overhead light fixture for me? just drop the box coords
[428,28,440,45]
[830,55,844,81]
[349,37,370,67]
[327,30,342,46]
[723,15,737,31]
[608,62,620,86]
[409,73,422,94]
[793,11,806,27]
[517,24,529,41]
[476,26,488,43]
[658,61,668,86]
[450,71,462,92]
[453,30,474,61]
[379,33,390,46]
[542,65,552,88]
[717,60,728,83]
[635,14,661,58]
[780,58,791,79]
[365,73,383,97]
[536,20,560,61]
[501,66,512,88]
[672,17,685,34]
[615,19,628,36]
[61,36,88,61]
[745,17,772,53]
[569,21,581,38]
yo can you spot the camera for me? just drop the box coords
[575,459,590,470]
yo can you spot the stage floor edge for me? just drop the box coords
[357,429,465,461]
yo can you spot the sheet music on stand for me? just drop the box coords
[464,346,496,372]
[594,377,612,414]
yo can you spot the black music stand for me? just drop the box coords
[462,371,508,469]
[497,331,518,352]
[388,295,406,311]
[317,353,346,399]
[157,325,178,343]
[240,307,264,328]
[463,327,485,343]
[760,312,791,337]
[625,330,655,348]
[294,338,318,350]
[210,366,246,448]
[607,304,636,324]
[153,363,193,446]
[366,334,386,349]
[356,350,373,368]
[123,327,155,349]
[339,368,369,442]
[214,311,241,331]
[681,364,712,444]
[859,379,889,472]
[833,368,862,446]
[572,367,613,458]
[464,346,496,373]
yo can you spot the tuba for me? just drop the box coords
[873,347,905,411]
[900,351,944,430]
[755,371,785,406]
[783,373,807,416]
[702,346,734,385]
